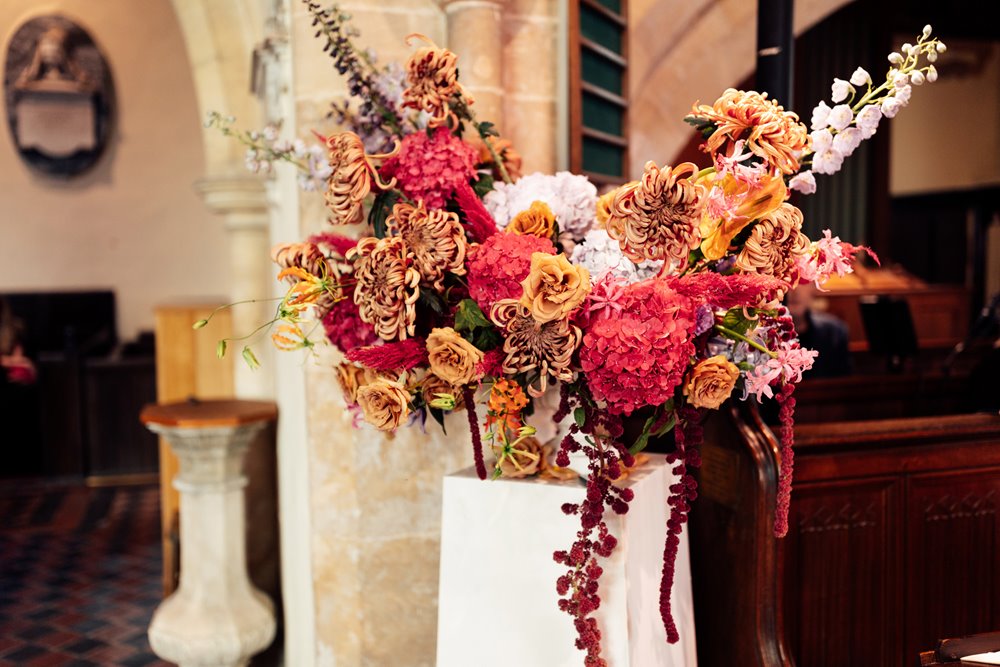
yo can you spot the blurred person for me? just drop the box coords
[786,283,852,378]
[1,297,42,474]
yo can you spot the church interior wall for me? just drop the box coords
[0,0,228,342]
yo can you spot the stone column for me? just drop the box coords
[502,0,559,173]
[441,0,505,132]
[197,176,275,399]
[144,403,277,667]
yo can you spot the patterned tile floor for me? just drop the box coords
[0,481,168,667]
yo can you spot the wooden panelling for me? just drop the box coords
[153,304,233,595]
[906,471,1000,662]
[783,478,902,667]
[83,357,159,478]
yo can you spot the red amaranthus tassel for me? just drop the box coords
[552,391,632,666]
[659,406,703,644]
[773,382,796,537]
[463,385,488,480]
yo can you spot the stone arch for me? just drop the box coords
[629,0,854,177]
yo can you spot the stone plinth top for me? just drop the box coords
[141,399,277,429]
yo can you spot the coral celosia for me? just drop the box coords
[579,280,696,415]
[466,232,555,314]
[452,180,498,243]
[379,127,478,210]
[345,338,429,372]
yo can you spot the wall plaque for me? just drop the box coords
[4,15,114,177]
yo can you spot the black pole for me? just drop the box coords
[756,0,794,107]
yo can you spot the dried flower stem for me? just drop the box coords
[773,382,796,537]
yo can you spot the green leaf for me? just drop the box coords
[429,407,447,433]
[629,413,658,455]
[722,308,757,335]
[471,327,502,351]
[455,299,491,332]
[368,190,400,239]
[242,346,260,370]
[472,173,495,199]
[573,407,586,429]
[216,339,227,359]
[418,287,445,315]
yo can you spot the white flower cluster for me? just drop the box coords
[793,25,944,192]
[571,228,663,284]
[484,172,599,241]
[292,140,333,192]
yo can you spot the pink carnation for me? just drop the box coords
[379,127,478,210]
[579,280,696,415]
[466,232,556,314]
[322,294,378,353]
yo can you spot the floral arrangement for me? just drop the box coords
[203,6,944,664]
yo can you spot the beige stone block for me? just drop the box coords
[312,532,363,665]
[504,96,557,173]
[359,535,441,667]
[508,0,559,18]
[502,16,557,98]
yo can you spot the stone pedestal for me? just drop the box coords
[142,400,278,667]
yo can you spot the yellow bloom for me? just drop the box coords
[684,355,740,409]
[698,172,787,261]
[519,252,591,323]
[506,201,556,239]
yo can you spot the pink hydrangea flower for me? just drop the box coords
[323,294,378,353]
[579,280,696,415]
[379,127,478,209]
[466,232,556,314]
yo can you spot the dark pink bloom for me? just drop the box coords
[579,280,696,415]
[453,180,498,243]
[308,232,359,258]
[466,232,556,314]
[667,271,785,309]
[322,296,378,353]
[379,127,478,210]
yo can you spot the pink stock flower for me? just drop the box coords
[798,229,880,288]
[466,232,556,314]
[579,280,696,415]
[744,344,818,401]
[379,127,478,209]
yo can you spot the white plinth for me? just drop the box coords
[437,458,697,667]
[146,422,276,667]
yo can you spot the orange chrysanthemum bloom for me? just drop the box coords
[735,202,810,294]
[689,89,810,175]
[386,201,467,291]
[402,34,470,129]
[606,161,705,266]
[490,300,582,397]
[325,132,397,225]
[486,378,530,432]
[347,237,421,341]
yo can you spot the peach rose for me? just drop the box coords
[421,371,465,410]
[426,327,484,386]
[336,362,376,405]
[519,252,591,323]
[507,201,556,239]
[684,355,740,410]
[356,377,411,431]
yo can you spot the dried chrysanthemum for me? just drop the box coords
[348,236,421,341]
[387,201,467,291]
[689,89,810,175]
[735,202,810,294]
[490,300,582,397]
[325,131,398,225]
[402,34,470,128]
[606,161,705,266]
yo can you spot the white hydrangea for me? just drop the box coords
[571,228,662,284]
[484,172,599,241]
